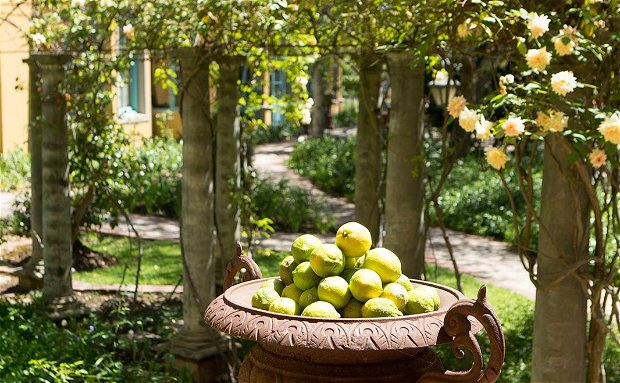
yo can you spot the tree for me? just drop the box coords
[453,2,620,381]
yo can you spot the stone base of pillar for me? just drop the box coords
[13,264,44,291]
[171,328,237,383]
[46,294,87,320]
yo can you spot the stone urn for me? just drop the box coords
[205,244,505,382]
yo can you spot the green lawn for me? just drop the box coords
[74,233,182,285]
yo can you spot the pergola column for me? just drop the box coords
[33,54,73,306]
[171,48,232,380]
[214,55,244,289]
[384,51,426,278]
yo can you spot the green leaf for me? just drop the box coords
[516,39,527,55]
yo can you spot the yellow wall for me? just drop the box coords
[0,0,31,153]
[0,2,153,153]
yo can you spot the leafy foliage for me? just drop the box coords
[250,177,334,233]
[287,136,356,200]
[0,293,190,382]
[111,137,182,219]
[0,148,30,192]
[428,155,541,248]
[332,100,358,129]
[248,124,304,146]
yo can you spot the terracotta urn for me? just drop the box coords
[205,244,505,383]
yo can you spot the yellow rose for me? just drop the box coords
[458,107,478,132]
[447,95,467,118]
[550,71,577,96]
[502,117,525,137]
[527,13,550,38]
[486,148,509,170]
[588,148,607,168]
[536,110,568,132]
[598,112,620,144]
[526,47,552,72]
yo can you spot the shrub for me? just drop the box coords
[287,136,355,200]
[427,155,541,248]
[113,136,182,218]
[248,123,303,145]
[250,177,334,233]
[332,100,358,129]
[10,193,30,237]
[0,147,30,192]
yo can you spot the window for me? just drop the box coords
[270,69,286,127]
[117,32,148,123]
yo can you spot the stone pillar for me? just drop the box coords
[384,51,426,278]
[214,56,243,290]
[172,48,232,381]
[17,58,44,289]
[354,52,382,242]
[33,54,73,305]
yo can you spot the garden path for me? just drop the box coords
[253,139,535,300]
[1,139,536,300]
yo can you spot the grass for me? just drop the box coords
[74,233,182,286]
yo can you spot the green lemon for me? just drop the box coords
[344,256,361,270]
[361,298,403,318]
[340,299,363,318]
[395,274,413,292]
[340,268,357,284]
[282,284,304,303]
[362,248,402,283]
[348,269,383,302]
[251,287,280,310]
[317,276,351,309]
[298,286,319,310]
[301,301,341,319]
[380,283,409,312]
[405,286,440,315]
[292,262,322,291]
[279,256,298,285]
[291,234,323,263]
[309,244,345,277]
[268,297,300,315]
[260,279,286,295]
[335,222,372,258]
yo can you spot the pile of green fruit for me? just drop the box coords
[251,222,440,319]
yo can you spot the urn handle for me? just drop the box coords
[418,286,506,383]
[223,242,263,291]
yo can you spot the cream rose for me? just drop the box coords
[536,110,568,132]
[458,107,478,132]
[123,24,135,39]
[447,96,467,118]
[588,148,607,168]
[554,37,576,56]
[502,117,525,137]
[550,71,577,96]
[598,112,620,144]
[486,148,509,170]
[526,47,552,72]
[475,117,493,141]
[528,13,550,38]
